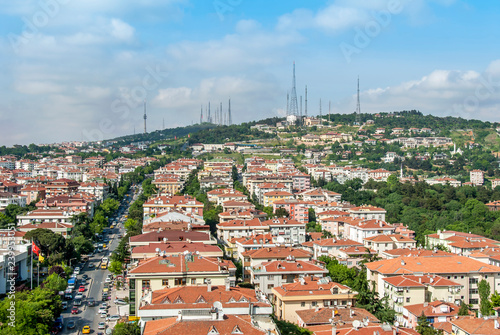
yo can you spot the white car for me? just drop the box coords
[75,293,83,300]
[74,267,80,274]
[106,315,120,322]
[98,322,106,329]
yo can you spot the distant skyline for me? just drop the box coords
[0,0,499,146]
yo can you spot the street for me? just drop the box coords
[59,186,139,334]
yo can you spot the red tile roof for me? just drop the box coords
[129,254,235,274]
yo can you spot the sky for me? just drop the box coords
[0,0,500,146]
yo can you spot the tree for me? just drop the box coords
[479,279,492,316]
[41,273,67,292]
[72,235,94,256]
[112,322,141,335]
[491,291,500,308]
[458,302,470,316]
[108,260,123,275]
[0,287,62,335]
[416,312,441,335]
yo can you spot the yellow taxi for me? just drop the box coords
[82,326,91,334]
[110,225,115,229]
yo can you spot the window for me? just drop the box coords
[162,279,169,286]
[324,300,330,307]
[470,299,479,304]
[268,284,273,290]
[175,278,186,286]
[469,288,478,295]
[268,275,274,280]
[469,278,478,285]
[406,297,411,303]
[191,278,196,285]
[301,302,305,307]
[312,301,317,306]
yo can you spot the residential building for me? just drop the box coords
[272,277,357,323]
[296,307,378,328]
[251,259,328,297]
[312,238,363,259]
[16,209,75,226]
[129,230,216,247]
[20,184,46,204]
[363,234,417,254]
[348,205,386,221]
[470,170,484,186]
[216,218,269,243]
[262,217,306,246]
[0,244,30,294]
[143,314,270,335]
[451,316,500,335]
[403,301,459,330]
[18,221,73,238]
[128,254,236,316]
[130,242,223,260]
[44,178,80,197]
[0,192,27,211]
[344,219,395,244]
[366,255,500,310]
[143,195,204,220]
[138,285,272,321]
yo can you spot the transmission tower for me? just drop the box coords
[228,98,232,125]
[208,102,211,123]
[319,99,322,124]
[286,92,289,116]
[289,62,299,116]
[200,105,203,124]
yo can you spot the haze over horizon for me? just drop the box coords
[1,0,499,146]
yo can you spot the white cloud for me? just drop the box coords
[110,18,135,42]
[347,61,500,122]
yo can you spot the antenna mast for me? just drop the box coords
[356,76,361,125]
[305,85,308,117]
[228,98,232,125]
[143,100,147,134]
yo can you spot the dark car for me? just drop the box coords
[88,297,95,306]
[67,320,76,329]
[82,274,88,280]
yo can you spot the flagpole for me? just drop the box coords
[30,238,33,290]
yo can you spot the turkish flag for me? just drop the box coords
[32,241,40,256]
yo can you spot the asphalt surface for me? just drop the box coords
[59,186,139,334]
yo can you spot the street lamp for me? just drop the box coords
[69,257,77,268]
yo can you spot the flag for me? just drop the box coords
[38,254,45,263]
[188,134,190,138]
[175,136,177,140]
[32,241,40,256]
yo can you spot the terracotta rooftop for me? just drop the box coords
[296,307,378,326]
[143,315,266,335]
[242,246,312,259]
[404,301,459,318]
[129,254,235,274]
[383,275,461,288]
[130,230,212,243]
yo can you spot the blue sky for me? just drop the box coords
[0,0,499,145]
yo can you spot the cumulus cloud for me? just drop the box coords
[347,62,500,122]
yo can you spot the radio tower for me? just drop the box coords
[220,102,223,125]
[319,99,322,123]
[356,76,361,125]
[208,102,211,123]
[289,62,299,116]
[143,100,147,134]
[228,98,232,125]
[200,105,203,124]
[305,85,308,117]
[286,92,289,116]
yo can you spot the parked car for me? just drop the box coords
[106,315,120,322]
[61,301,68,309]
[98,322,106,329]
[78,286,85,292]
[82,326,91,334]
[67,320,76,329]
[88,297,95,307]
[114,299,127,305]
[75,293,83,300]
[71,307,78,314]
[74,267,80,274]
[82,274,88,280]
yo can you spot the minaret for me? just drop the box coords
[143,100,147,134]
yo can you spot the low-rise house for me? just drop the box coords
[0,192,27,211]
[262,191,294,207]
[312,238,363,259]
[450,315,500,335]
[344,219,395,244]
[216,218,269,243]
[17,209,75,226]
[272,277,357,323]
[18,221,73,238]
[348,205,387,221]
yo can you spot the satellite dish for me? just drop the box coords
[155,248,161,253]
[277,236,285,244]
[213,301,223,310]
[352,320,361,329]
[183,250,189,255]
[394,321,400,327]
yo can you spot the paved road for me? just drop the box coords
[60,186,138,334]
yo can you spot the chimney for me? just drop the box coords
[207,279,212,292]
[225,278,230,291]
[331,325,337,335]
[315,305,319,312]
[424,302,428,307]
